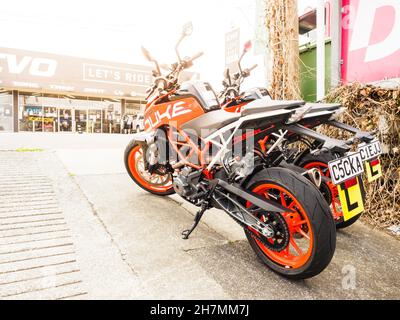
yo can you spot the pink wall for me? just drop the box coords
[341,0,400,83]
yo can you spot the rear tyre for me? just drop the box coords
[124,140,175,196]
[244,167,336,279]
[299,152,361,229]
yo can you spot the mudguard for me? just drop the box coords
[130,131,155,144]
[129,129,172,166]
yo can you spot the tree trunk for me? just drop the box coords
[265,0,300,100]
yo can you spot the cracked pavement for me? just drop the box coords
[0,132,399,299]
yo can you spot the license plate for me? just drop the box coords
[328,152,364,185]
[358,139,382,161]
[337,176,365,221]
[365,158,382,182]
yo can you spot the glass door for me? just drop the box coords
[25,106,43,132]
[75,109,87,133]
[88,109,102,133]
[59,108,72,132]
[0,92,13,132]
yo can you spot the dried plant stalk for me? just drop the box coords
[265,0,300,100]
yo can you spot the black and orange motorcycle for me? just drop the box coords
[124,24,379,279]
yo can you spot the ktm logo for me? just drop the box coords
[145,101,192,129]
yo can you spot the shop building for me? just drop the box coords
[298,0,400,101]
[0,47,153,133]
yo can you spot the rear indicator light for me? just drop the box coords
[370,159,380,166]
[344,177,358,189]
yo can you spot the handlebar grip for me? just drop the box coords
[249,64,258,71]
[157,80,165,91]
[190,51,204,62]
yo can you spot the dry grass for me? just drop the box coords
[323,83,400,230]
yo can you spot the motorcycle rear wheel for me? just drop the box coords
[244,167,336,279]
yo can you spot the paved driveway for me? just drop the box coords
[0,132,399,299]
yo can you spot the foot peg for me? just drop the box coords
[181,202,208,240]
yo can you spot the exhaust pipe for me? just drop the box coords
[302,168,322,188]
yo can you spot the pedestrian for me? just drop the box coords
[126,115,133,134]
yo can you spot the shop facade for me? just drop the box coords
[0,47,150,133]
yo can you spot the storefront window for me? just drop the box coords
[125,101,143,115]
[19,94,43,132]
[43,107,58,132]
[59,108,72,132]
[15,92,143,134]
[0,92,13,132]
[88,108,102,133]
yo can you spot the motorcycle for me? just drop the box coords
[218,41,382,230]
[125,23,342,279]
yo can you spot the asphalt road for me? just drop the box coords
[1,132,399,299]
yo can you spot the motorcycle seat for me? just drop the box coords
[240,98,305,117]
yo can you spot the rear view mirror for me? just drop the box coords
[176,22,193,63]
[224,68,231,86]
[224,68,230,79]
[243,40,252,53]
[141,46,153,62]
[238,40,252,73]
[182,22,193,36]
[141,46,161,76]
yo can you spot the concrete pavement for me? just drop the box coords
[0,132,399,299]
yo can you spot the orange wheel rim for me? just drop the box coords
[303,161,343,220]
[127,145,172,192]
[248,183,314,269]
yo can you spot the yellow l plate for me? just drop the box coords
[338,176,365,221]
[365,158,382,182]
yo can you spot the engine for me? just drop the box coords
[172,167,209,204]
[173,167,193,197]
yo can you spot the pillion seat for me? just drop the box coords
[305,103,342,113]
[240,98,305,117]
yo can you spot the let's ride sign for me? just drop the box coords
[328,139,382,222]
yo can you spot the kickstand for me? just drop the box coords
[181,201,208,240]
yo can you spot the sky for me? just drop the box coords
[0,0,315,91]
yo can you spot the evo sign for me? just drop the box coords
[0,53,57,77]
[341,0,400,83]
[0,47,152,98]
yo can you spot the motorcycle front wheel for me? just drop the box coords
[124,140,175,196]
